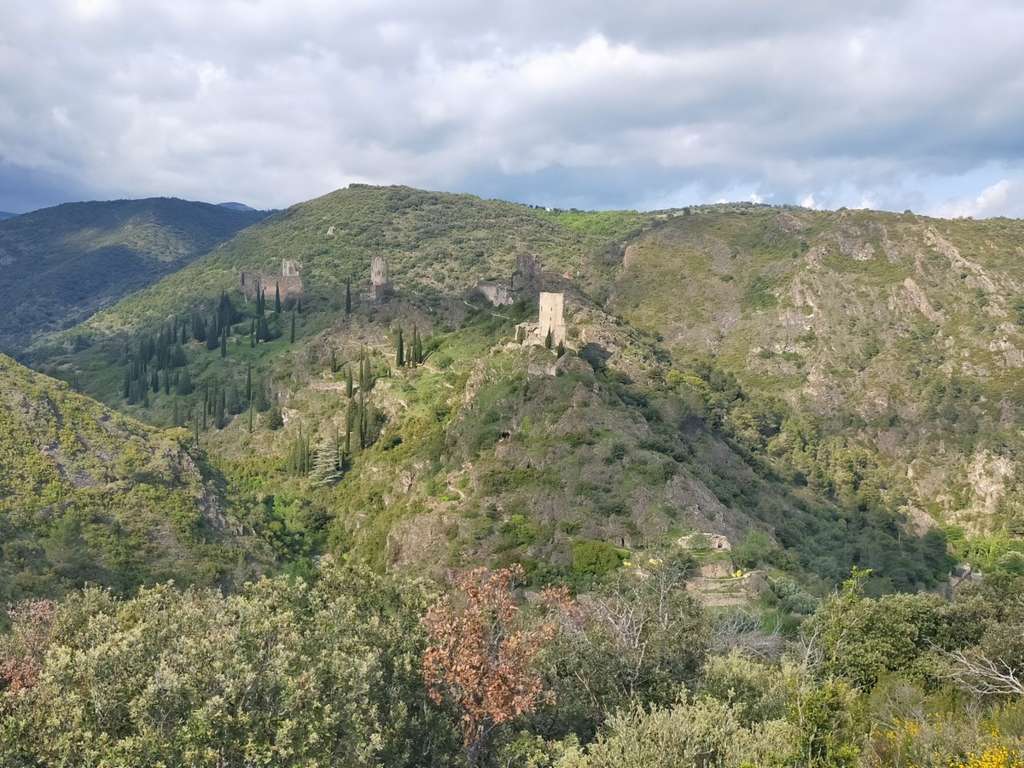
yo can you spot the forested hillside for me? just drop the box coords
[0,197,267,351]
[0,354,268,605]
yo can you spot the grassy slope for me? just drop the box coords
[0,354,268,603]
[0,197,267,351]
[604,205,1024,536]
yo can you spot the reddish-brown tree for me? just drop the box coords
[0,599,57,693]
[422,565,563,765]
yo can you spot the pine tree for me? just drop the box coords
[396,325,405,367]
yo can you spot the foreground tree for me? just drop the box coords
[422,565,561,766]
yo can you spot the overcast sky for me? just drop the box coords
[2,0,1023,216]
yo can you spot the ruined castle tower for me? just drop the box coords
[370,255,392,301]
[537,292,566,345]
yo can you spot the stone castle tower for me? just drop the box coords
[370,255,392,301]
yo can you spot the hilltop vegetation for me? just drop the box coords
[0,197,267,352]
[0,354,268,605]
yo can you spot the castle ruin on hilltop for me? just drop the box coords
[370,254,393,301]
[240,259,304,303]
[516,291,567,347]
[472,252,542,307]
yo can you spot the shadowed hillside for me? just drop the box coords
[0,197,268,352]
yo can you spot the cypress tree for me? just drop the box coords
[250,319,256,348]
[290,310,296,343]
[122,369,131,399]
[411,326,422,366]
[274,283,281,314]
[173,399,180,427]
[151,368,160,393]
[344,279,352,316]
[245,363,252,404]
[220,326,228,358]
[217,389,227,429]
[193,409,200,446]
[396,325,405,367]
[248,402,254,433]
[544,328,553,349]
[177,368,194,396]
[346,367,354,398]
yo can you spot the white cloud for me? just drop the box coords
[1,0,1023,212]
[801,194,818,209]
[933,179,1023,218]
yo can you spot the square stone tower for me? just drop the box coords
[538,292,566,345]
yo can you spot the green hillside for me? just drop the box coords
[0,354,268,604]
[0,197,267,352]
[605,205,1024,542]
[26,187,1024,594]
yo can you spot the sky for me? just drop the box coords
[2,0,1024,216]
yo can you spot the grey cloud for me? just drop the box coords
[1,0,1023,215]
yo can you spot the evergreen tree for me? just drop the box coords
[122,369,131,400]
[250,319,256,348]
[266,404,283,430]
[346,367,354,398]
[544,328,553,350]
[193,408,200,446]
[216,389,227,429]
[556,340,565,357]
[151,368,160,393]
[254,381,270,412]
[220,326,228,358]
[330,350,337,373]
[411,326,422,366]
[396,325,405,367]
[290,310,296,344]
[245,363,253,404]
[172,399,180,427]
[344,279,352,316]
[248,402,254,433]
[176,368,194,396]
[274,284,281,314]
[227,383,242,415]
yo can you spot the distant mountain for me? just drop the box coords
[0,354,269,603]
[0,211,17,220]
[217,201,258,212]
[0,197,269,352]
